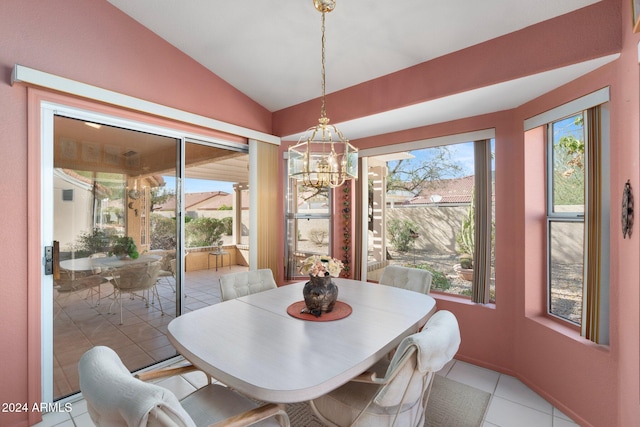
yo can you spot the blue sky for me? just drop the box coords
[162,140,494,193]
[387,141,490,179]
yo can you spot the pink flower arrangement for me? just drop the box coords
[300,255,344,277]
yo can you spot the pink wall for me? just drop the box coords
[342,67,627,427]
[2,0,640,426]
[293,1,635,424]
[0,1,270,426]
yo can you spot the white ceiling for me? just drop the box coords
[107,0,611,141]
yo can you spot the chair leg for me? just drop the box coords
[152,286,164,316]
[108,290,124,325]
[166,275,176,293]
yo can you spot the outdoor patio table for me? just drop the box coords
[59,254,161,271]
[207,250,230,271]
[167,278,436,403]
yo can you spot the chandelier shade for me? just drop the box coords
[289,118,358,188]
[288,0,357,189]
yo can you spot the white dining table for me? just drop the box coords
[167,278,436,403]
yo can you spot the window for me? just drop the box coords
[285,180,332,280]
[542,100,610,344]
[547,113,585,324]
[364,134,495,304]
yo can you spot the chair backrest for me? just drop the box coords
[169,258,177,276]
[154,249,176,271]
[219,269,277,301]
[379,265,432,294]
[89,252,108,273]
[79,346,195,427]
[114,261,161,292]
[374,310,461,408]
[55,272,103,293]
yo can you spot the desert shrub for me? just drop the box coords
[309,228,328,245]
[413,263,451,291]
[387,219,417,252]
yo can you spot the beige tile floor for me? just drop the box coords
[35,358,580,427]
[47,268,581,426]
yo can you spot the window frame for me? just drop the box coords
[357,130,496,304]
[283,160,334,280]
[545,112,586,326]
[527,89,610,344]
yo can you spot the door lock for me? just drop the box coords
[44,246,53,275]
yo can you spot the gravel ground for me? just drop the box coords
[377,249,581,321]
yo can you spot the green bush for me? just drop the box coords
[185,217,227,247]
[387,219,417,252]
[221,217,233,236]
[73,228,114,257]
[150,214,176,250]
[413,263,451,291]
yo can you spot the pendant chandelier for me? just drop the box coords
[288,0,358,189]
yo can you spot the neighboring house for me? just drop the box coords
[407,175,475,206]
[156,191,249,219]
[53,169,111,251]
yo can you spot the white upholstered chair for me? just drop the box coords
[378,265,432,294]
[79,346,289,427]
[309,310,461,427]
[219,269,277,302]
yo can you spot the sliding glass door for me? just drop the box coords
[45,108,251,402]
[51,115,180,400]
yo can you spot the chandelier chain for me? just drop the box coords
[320,11,327,120]
[287,0,358,189]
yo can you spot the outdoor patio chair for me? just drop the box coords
[309,310,460,427]
[79,345,290,427]
[109,260,162,324]
[54,270,108,318]
[379,265,432,294]
[151,249,177,293]
[87,252,115,305]
[219,269,277,301]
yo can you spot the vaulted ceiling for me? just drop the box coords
[107,0,613,141]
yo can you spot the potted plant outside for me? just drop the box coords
[110,236,139,259]
[455,253,474,281]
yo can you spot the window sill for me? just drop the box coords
[431,291,496,309]
[527,314,610,351]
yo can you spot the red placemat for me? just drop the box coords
[287,300,352,322]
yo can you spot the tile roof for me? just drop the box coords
[406,175,474,205]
